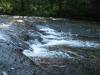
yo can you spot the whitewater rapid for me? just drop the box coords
[23,25,100,58]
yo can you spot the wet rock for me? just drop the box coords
[10,37,29,50]
[1,72,8,75]
[0,41,46,75]
[0,16,100,75]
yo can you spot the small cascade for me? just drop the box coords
[23,25,100,59]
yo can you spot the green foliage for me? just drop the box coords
[0,0,12,14]
[0,0,100,20]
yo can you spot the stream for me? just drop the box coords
[0,16,100,75]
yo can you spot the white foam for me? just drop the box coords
[24,39,71,58]
[23,49,70,58]
[37,25,55,32]
[16,19,24,22]
[13,16,20,18]
[44,40,100,48]
[0,23,11,28]
[43,35,61,39]
[23,25,100,59]
[37,25,100,48]
[0,33,9,41]
[36,25,61,36]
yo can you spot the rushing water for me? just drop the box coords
[23,25,100,59]
[0,16,100,75]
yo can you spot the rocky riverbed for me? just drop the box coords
[0,15,100,75]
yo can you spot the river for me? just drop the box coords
[0,15,100,75]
